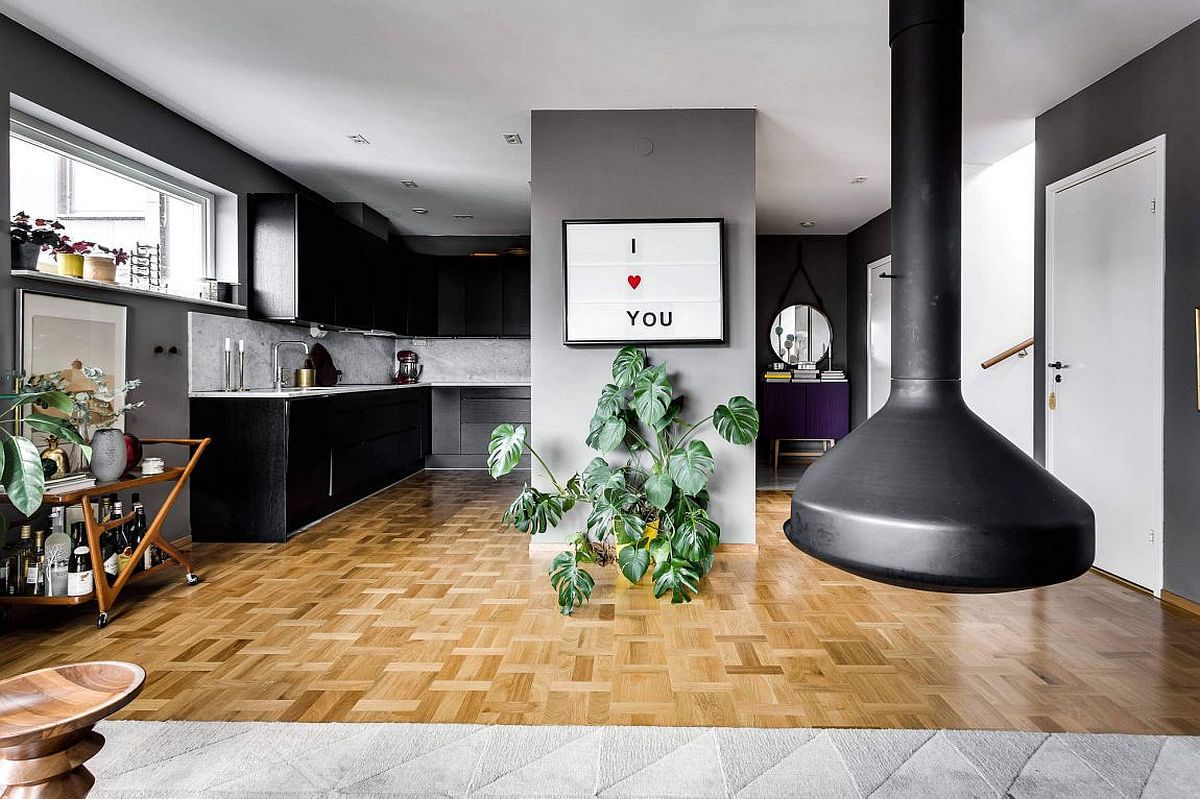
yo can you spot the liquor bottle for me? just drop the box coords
[113,501,132,575]
[49,506,65,537]
[67,544,93,597]
[130,496,152,570]
[31,530,46,597]
[21,526,39,595]
[97,520,118,586]
[10,530,29,596]
[98,495,112,524]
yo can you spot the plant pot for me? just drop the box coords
[57,253,84,278]
[83,254,117,283]
[90,428,128,482]
[11,240,40,271]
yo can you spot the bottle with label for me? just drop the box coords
[49,506,65,538]
[10,530,29,597]
[112,500,132,575]
[30,529,46,597]
[130,496,152,570]
[21,526,41,595]
[94,519,117,586]
[98,495,112,524]
[67,544,93,597]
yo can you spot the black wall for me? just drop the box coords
[846,211,891,427]
[0,14,312,537]
[1035,20,1200,602]
[756,235,848,370]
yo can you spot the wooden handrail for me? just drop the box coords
[981,337,1034,369]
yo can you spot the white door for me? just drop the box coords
[1046,137,1164,593]
[866,256,892,417]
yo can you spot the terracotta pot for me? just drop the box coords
[83,254,117,283]
[57,252,84,278]
[90,428,128,482]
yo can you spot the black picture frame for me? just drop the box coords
[561,217,727,346]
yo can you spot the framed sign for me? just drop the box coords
[563,218,725,345]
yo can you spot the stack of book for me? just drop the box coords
[763,370,793,383]
[44,473,97,494]
[821,370,847,382]
[792,367,821,383]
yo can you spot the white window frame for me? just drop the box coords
[9,109,216,280]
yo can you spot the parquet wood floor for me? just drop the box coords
[3,471,1200,733]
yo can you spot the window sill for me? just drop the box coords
[10,269,246,311]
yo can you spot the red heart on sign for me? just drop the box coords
[628,275,642,289]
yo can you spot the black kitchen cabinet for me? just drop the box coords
[465,261,504,336]
[501,256,531,337]
[405,254,439,337]
[373,255,407,335]
[251,194,338,325]
[431,257,519,338]
[190,387,430,542]
[333,221,379,330]
[428,385,530,468]
[437,258,467,336]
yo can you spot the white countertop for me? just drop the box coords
[190,381,530,399]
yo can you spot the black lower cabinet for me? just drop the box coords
[190,387,430,542]
[427,386,530,468]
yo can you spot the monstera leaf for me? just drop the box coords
[504,485,570,535]
[586,414,627,453]
[611,346,645,388]
[674,508,720,561]
[713,396,760,445]
[652,559,702,604]
[582,457,615,495]
[667,440,715,496]
[644,471,674,511]
[595,383,626,419]
[1,434,45,517]
[632,365,672,426]
[618,544,651,584]
[487,424,527,478]
[549,550,595,616]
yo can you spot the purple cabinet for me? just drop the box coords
[759,381,850,441]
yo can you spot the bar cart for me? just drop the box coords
[1,437,210,628]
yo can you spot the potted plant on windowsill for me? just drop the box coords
[49,238,94,278]
[9,212,64,271]
[487,346,760,615]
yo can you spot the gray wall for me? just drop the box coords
[1034,20,1200,602]
[530,109,758,543]
[846,210,891,427]
[0,14,310,537]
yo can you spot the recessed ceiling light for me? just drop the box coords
[799,220,817,228]
[411,207,428,215]
[502,133,523,145]
[400,179,419,188]
[347,134,371,145]
[851,176,868,184]
[453,214,474,220]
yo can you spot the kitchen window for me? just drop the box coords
[9,110,217,299]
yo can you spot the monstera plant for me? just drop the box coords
[487,346,760,615]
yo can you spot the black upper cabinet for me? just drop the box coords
[501,256,531,337]
[465,261,503,336]
[251,194,337,325]
[405,255,439,337]
[437,258,467,336]
[333,221,378,330]
[372,250,407,336]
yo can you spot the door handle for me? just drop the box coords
[1047,361,1069,370]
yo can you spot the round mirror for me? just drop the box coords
[770,304,832,366]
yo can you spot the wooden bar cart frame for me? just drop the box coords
[1,437,210,628]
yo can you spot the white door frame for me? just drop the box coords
[866,255,892,418]
[1044,134,1166,595]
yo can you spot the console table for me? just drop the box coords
[759,381,850,467]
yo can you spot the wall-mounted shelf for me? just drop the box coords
[10,269,245,311]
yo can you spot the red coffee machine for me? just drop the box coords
[395,350,423,384]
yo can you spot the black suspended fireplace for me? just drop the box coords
[784,0,1095,592]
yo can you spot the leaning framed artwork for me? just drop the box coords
[562,218,725,345]
[17,291,129,431]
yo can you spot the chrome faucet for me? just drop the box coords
[272,340,310,391]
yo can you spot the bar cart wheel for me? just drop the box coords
[96,611,109,629]
[186,572,201,586]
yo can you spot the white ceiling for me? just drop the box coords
[2,1,1197,235]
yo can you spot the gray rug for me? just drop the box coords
[84,721,1199,798]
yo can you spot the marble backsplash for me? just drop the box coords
[188,313,395,391]
[396,337,530,383]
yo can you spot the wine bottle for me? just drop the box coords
[22,526,40,595]
[113,501,132,575]
[67,545,93,597]
[130,498,152,570]
[96,519,117,586]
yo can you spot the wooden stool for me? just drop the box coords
[0,661,144,798]
[772,437,836,469]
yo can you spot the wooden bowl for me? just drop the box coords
[0,661,145,748]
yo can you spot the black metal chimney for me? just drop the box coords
[784,0,1095,592]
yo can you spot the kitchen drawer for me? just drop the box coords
[460,397,531,425]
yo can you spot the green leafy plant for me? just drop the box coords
[0,367,142,515]
[488,346,759,615]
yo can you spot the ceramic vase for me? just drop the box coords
[90,428,128,481]
[83,254,117,283]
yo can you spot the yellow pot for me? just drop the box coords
[57,253,84,278]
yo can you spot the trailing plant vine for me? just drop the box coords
[488,346,759,615]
